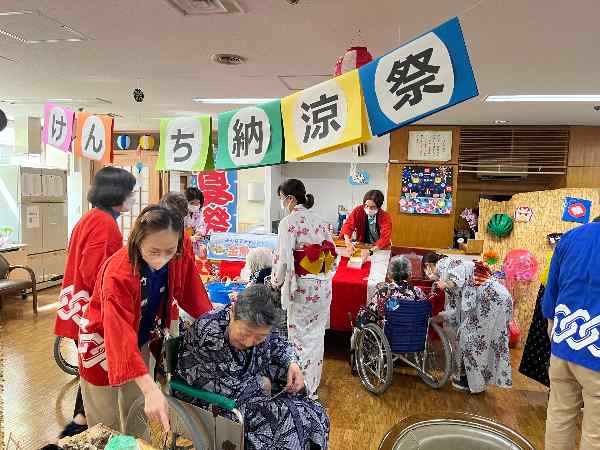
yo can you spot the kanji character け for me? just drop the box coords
[386,47,444,111]
[301,93,341,143]
[51,113,66,142]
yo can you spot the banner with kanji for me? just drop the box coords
[73,113,114,163]
[216,100,284,170]
[281,69,371,161]
[359,17,478,136]
[197,170,237,233]
[156,116,213,171]
[43,103,75,153]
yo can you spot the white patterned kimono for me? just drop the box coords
[272,205,335,397]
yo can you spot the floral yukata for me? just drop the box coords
[177,307,329,450]
[457,277,513,393]
[272,205,336,397]
[184,210,208,257]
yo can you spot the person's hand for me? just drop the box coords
[360,248,370,263]
[144,385,170,432]
[434,280,447,291]
[431,314,444,324]
[260,376,272,395]
[345,240,355,256]
[286,362,304,393]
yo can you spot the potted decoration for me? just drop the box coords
[0,226,14,247]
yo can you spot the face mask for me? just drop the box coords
[143,255,171,271]
[280,197,288,212]
[425,267,439,281]
[188,204,200,213]
[365,207,378,217]
[122,194,136,212]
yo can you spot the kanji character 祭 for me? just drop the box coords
[301,93,341,143]
[203,205,231,233]
[171,128,194,163]
[386,47,444,110]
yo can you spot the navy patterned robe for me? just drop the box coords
[176,307,329,450]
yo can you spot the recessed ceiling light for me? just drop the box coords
[193,98,278,105]
[485,95,600,102]
[494,120,509,124]
[211,53,245,65]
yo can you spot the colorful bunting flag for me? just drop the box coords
[43,103,75,153]
[156,116,213,171]
[73,113,114,163]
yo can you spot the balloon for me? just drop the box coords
[503,249,538,281]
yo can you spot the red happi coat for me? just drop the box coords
[78,246,212,386]
[340,205,392,249]
[55,208,123,340]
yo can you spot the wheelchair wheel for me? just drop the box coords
[417,322,452,389]
[125,395,209,450]
[53,336,79,377]
[356,323,393,395]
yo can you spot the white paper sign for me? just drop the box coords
[81,115,107,161]
[227,107,271,166]
[165,117,202,171]
[26,206,40,229]
[408,130,452,161]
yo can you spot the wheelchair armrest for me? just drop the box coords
[170,378,237,411]
[8,265,36,285]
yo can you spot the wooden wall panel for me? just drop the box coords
[568,126,600,167]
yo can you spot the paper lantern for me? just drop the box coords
[139,134,155,150]
[116,135,131,150]
[503,249,538,282]
[487,213,513,237]
[334,46,373,76]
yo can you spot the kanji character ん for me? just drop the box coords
[84,123,103,153]
[170,128,194,163]
[232,116,265,158]
[203,205,231,233]
[197,171,234,206]
[51,113,66,141]
[301,93,341,143]
[386,47,444,110]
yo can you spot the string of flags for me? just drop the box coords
[42,17,478,173]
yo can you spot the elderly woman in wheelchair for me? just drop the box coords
[176,284,329,450]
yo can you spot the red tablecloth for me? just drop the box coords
[330,257,371,332]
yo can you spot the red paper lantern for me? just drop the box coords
[334,46,373,76]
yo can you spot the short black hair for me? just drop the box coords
[363,190,385,208]
[185,187,204,206]
[421,252,444,276]
[277,179,314,209]
[87,167,136,208]
[160,192,188,219]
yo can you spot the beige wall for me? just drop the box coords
[237,167,266,230]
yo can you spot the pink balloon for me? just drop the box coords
[503,249,538,281]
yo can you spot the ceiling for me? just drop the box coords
[0,0,599,130]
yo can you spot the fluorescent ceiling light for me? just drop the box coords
[485,95,600,102]
[0,10,33,16]
[193,98,278,105]
[0,28,27,43]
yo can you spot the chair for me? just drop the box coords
[0,253,38,313]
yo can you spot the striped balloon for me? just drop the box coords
[334,46,373,76]
[139,135,155,150]
[116,134,131,150]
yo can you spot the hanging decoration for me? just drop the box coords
[514,206,533,223]
[139,134,155,151]
[334,46,373,76]
[460,208,478,230]
[546,232,563,247]
[562,196,592,224]
[358,17,478,137]
[487,213,513,237]
[116,134,132,150]
[348,162,369,185]
[73,112,114,163]
[281,69,371,161]
[42,102,75,153]
[216,100,284,170]
[503,249,538,283]
[0,109,7,132]
[156,116,213,171]
[399,165,453,215]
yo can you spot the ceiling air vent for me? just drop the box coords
[165,0,244,15]
[212,53,245,65]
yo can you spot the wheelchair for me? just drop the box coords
[351,283,452,395]
[53,336,79,376]
[125,336,244,450]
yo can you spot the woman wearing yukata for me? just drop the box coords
[421,252,476,391]
[177,284,330,450]
[78,205,212,432]
[455,262,513,393]
[184,187,208,257]
[272,179,336,400]
[54,166,136,438]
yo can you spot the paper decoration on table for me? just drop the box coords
[562,197,591,224]
[483,250,499,266]
[408,130,452,161]
[460,208,478,230]
[399,165,453,215]
[116,134,131,150]
[514,206,534,223]
[359,17,478,136]
[43,103,75,152]
[156,116,212,171]
[216,100,284,170]
[207,232,278,261]
[196,170,237,233]
[73,113,114,163]
[281,69,371,161]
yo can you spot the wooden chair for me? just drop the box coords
[0,253,38,313]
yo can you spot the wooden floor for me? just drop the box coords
[2,287,551,449]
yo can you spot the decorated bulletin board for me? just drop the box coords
[400,165,453,215]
